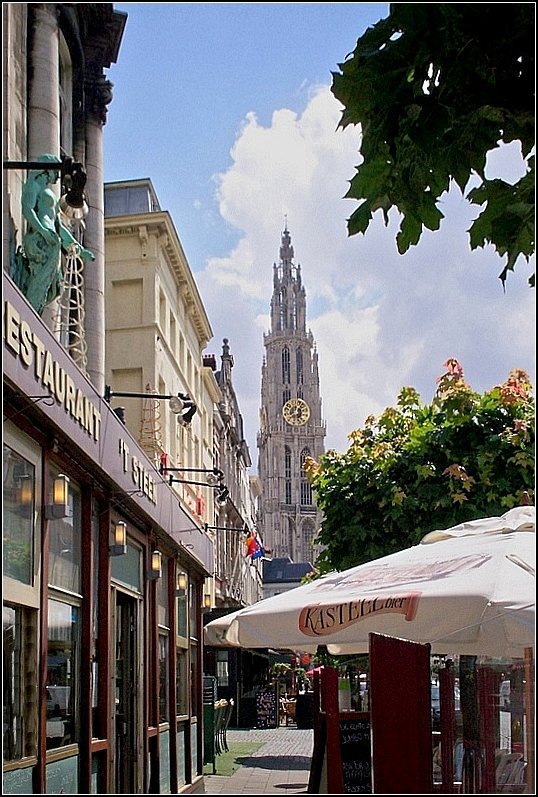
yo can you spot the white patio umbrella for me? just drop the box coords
[204,506,535,658]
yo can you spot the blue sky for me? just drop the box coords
[104,3,535,459]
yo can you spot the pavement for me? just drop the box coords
[200,726,315,795]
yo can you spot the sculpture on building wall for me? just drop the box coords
[11,154,94,315]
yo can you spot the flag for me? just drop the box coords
[251,538,264,560]
[245,531,264,560]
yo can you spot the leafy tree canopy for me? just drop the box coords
[304,360,535,575]
[331,3,535,287]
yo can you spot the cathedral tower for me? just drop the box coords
[257,225,326,563]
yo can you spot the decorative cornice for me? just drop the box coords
[105,213,212,344]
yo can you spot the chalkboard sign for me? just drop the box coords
[256,688,277,729]
[340,713,371,793]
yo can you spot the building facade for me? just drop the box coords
[257,226,326,564]
[201,339,265,727]
[210,338,263,611]
[3,5,214,793]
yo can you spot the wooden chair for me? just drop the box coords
[213,700,227,755]
[219,698,234,752]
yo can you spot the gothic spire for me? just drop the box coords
[270,225,306,333]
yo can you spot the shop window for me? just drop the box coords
[3,604,38,761]
[176,577,189,718]
[3,445,36,585]
[46,472,82,750]
[157,560,169,627]
[175,647,189,716]
[46,599,81,749]
[3,426,40,765]
[48,476,81,594]
[190,645,199,717]
[91,499,102,739]
[111,542,142,592]
[177,590,188,638]
[158,632,170,723]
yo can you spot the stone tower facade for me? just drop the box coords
[257,226,326,563]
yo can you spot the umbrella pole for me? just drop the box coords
[524,647,535,794]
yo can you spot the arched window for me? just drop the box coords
[285,446,292,505]
[279,288,287,330]
[296,347,304,385]
[282,347,290,384]
[300,448,312,505]
[300,520,316,562]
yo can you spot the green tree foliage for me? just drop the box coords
[304,360,535,574]
[331,4,535,287]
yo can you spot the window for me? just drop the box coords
[301,521,316,563]
[285,447,292,505]
[158,633,169,723]
[3,604,38,761]
[48,477,81,594]
[175,648,189,717]
[46,599,80,749]
[157,563,170,723]
[282,347,290,384]
[279,288,287,331]
[190,645,199,718]
[177,588,188,639]
[3,425,40,763]
[296,347,303,384]
[300,448,313,506]
[188,583,200,718]
[3,445,35,585]
[159,289,166,333]
[169,312,176,356]
[176,577,189,717]
[216,651,229,687]
[46,470,82,750]
[91,499,103,739]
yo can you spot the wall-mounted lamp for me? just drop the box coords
[147,550,162,581]
[176,571,188,596]
[104,386,197,427]
[58,158,89,220]
[45,474,70,520]
[3,154,89,219]
[110,520,127,556]
[215,486,229,505]
[203,593,212,610]
[168,475,229,506]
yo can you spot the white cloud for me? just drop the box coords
[195,86,535,459]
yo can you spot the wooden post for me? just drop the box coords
[439,662,456,791]
[323,667,345,794]
[524,647,535,794]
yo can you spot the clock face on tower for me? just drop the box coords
[282,398,310,426]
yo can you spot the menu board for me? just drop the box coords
[339,713,372,793]
[256,689,278,728]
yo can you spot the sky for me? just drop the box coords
[103,2,535,462]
